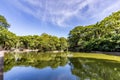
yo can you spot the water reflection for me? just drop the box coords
[4,53,68,72]
[69,58,120,80]
[4,52,120,80]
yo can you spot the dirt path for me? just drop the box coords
[0,51,5,57]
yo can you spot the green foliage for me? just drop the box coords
[0,26,17,50]
[1,10,120,52]
[17,34,68,52]
[0,15,10,28]
[59,37,68,51]
[0,26,68,51]
[0,15,68,51]
[68,10,120,52]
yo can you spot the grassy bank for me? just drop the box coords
[71,52,120,62]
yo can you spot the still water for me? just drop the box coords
[4,52,120,80]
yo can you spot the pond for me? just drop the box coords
[4,52,120,80]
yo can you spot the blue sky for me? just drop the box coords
[0,0,120,37]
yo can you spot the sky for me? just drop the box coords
[0,0,120,37]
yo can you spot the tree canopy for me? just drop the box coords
[68,11,120,52]
[0,26,68,51]
[1,10,120,52]
[0,15,10,28]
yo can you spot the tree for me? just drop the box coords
[0,15,10,28]
[59,37,68,51]
[68,10,120,52]
[0,26,17,50]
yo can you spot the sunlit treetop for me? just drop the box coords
[0,15,10,28]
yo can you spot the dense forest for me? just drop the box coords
[1,10,120,52]
[68,11,120,52]
[0,15,68,51]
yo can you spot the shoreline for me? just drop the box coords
[1,50,120,56]
[91,51,120,56]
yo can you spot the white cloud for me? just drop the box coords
[7,0,120,27]
[90,0,120,21]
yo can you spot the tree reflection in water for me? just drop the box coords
[4,52,68,72]
[4,52,120,80]
[69,57,120,80]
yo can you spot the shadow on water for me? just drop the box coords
[4,52,120,80]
